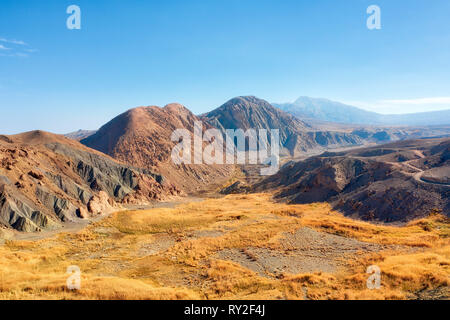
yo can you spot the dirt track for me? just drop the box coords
[387,150,450,187]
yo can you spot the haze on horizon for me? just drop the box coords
[0,0,449,134]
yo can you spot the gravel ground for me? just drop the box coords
[215,227,386,277]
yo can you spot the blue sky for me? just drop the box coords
[1,0,449,134]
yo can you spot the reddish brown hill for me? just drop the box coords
[81,104,233,192]
[10,130,108,156]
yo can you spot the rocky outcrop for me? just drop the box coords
[220,181,250,195]
[0,184,56,232]
[87,191,114,216]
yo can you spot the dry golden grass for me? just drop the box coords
[0,193,448,300]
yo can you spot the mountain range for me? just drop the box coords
[201,96,363,157]
[1,95,450,232]
[275,96,450,126]
[202,96,450,156]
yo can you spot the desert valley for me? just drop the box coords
[0,96,448,300]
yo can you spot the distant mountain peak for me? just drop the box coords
[65,129,97,141]
[275,96,450,126]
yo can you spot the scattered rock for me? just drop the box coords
[28,170,44,180]
[87,191,114,215]
[76,207,89,219]
[220,181,250,194]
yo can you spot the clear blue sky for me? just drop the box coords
[1,0,449,134]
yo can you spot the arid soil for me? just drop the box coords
[216,227,387,276]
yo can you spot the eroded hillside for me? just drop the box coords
[0,131,179,232]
